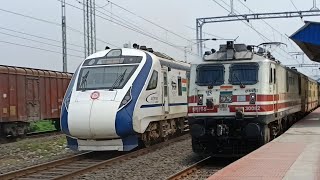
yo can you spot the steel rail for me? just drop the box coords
[0,130,61,144]
[26,130,61,138]
[166,156,212,180]
[0,151,93,180]
[0,134,189,180]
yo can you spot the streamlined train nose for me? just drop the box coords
[67,92,120,139]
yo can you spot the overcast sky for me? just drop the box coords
[1,0,320,77]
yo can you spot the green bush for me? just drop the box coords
[29,120,56,132]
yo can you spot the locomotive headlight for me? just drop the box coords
[220,96,226,103]
[220,95,232,103]
[124,95,131,101]
[118,87,132,110]
[226,96,232,102]
[249,93,256,104]
[198,94,203,105]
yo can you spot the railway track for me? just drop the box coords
[166,157,229,180]
[26,130,61,138]
[0,130,61,144]
[0,134,189,180]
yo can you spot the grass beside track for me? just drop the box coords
[29,120,56,132]
[17,136,66,154]
[0,135,69,168]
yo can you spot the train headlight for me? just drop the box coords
[249,93,256,104]
[198,94,203,105]
[118,87,132,110]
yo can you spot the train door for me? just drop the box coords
[271,64,278,116]
[26,77,40,120]
[162,68,169,113]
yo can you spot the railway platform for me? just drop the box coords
[208,107,320,180]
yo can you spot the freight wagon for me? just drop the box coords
[0,65,72,138]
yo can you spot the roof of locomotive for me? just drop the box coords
[197,42,319,81]
[85,48,190,67]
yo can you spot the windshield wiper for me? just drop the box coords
[233,73,245,88]
[210,76,221,87]
[79,71,90,90]
[109,69,127,91]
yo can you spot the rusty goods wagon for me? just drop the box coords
[0,65,72,138]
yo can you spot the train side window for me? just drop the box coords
[269,68,273,83]
[146,70,158,90]
[163,72,168,97]
[298,77,301,95]
[273,69,276,84]
[178,76,182,96]
[286,71,289,92]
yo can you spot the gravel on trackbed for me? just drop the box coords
[77,137,228,180]
[0,134,78,174]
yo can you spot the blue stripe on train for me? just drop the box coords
[61,66,80,136]
[66,136,79,150]
[140,103,188,108]
[115,53,153,137]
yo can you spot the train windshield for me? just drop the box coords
[196,64,224,86]
[77,65,138,91]
[229,63,259,85]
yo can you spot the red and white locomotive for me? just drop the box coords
[188,41,318,156]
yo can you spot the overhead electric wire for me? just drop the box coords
[68,0,175,49]
[0,26,84,49]
[211,0,302,65]
[235,0,302,59]
[61,0,199,57]
[94,0,110,9]
[96,6,199,55]
[0,8,60,26]
[104,0,194,44]
[0,40,83,58]
[289,0,299,11]
[236,0,288,36]
[216,0,298,58]
[0,31,83,53]
[95,3,172,47]
[236,0,301,51]
[0,8,82,34]
[185,25,224,40]
[0,7,118,48]
[91,1,199,56]
[93,10,198,56]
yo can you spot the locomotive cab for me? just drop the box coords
[61,49,149,151]
[61,47,190,151]
[188,42,302,156]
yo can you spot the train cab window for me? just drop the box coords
[178,76,182,96]
[229,63,259,85]
[146,70,158,90]
[77,65,138,91]
[196,64,224,86]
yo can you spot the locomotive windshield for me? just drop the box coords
[196,64,224,86]
[77,65,138,91]
[229,63,259,85]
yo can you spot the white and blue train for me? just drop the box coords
[61,47,190,151]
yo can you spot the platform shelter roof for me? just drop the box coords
[290,21,320,62]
